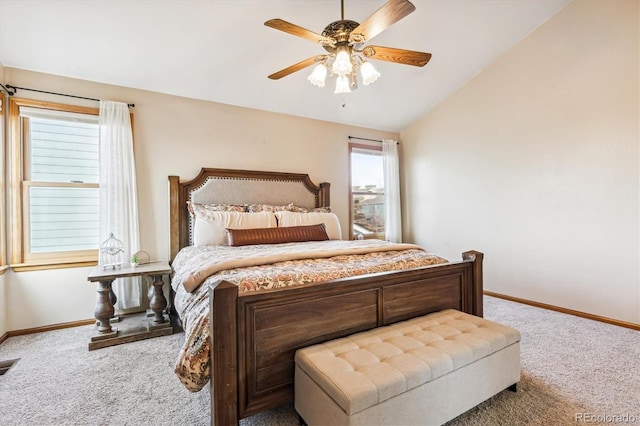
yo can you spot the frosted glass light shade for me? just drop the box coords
[332,49,353,76]
[360,62,381,86]
[334,75,352,94]
[308,64,327,87]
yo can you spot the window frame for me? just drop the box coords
[348,142,385,240]
[9,98,101,271]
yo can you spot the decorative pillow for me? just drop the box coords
[312,206,332,213]
[226,224,329,246]
[187,201,247,216]
[246,203,296,213]
[274,211,342,240]
[288,204,313,213]
[246,203,311,213]
[192,211,276,246]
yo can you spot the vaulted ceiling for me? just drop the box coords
[0,0,571,132]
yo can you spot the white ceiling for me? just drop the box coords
[0,0,571,132]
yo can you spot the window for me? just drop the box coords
[349,143,385,239]
[9,98,100,270]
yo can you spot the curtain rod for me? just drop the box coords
[348,136,399,144]
[0,82,14,96]
[4,85,135,108]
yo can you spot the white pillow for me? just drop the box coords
[274,211,342,240]
[193,211,276,246]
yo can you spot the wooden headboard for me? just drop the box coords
[168,168,331,261]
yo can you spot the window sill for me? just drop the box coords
[10,260,98,272]
[352,235,385,241]
[0,265,8,276]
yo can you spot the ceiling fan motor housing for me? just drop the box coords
[321,20,361,52]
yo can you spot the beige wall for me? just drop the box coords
[0,270,5,337]
[2,68,398,331]
[402,0,639,324]
[1,61,7,337]
[0,273,5,338]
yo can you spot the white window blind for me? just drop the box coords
[28,186,99,253]
[22,108,100,256]
[29,116,99,183]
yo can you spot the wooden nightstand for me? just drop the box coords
[87,261,173,350]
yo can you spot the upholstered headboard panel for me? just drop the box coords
[190,177,317,208]
[168,168,331,260]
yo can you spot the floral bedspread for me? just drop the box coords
[170,240,448,392]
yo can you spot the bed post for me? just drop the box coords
[168,175,181,262]
[210,281,239,426]
[462,250,484,317]
[319,182,331,207]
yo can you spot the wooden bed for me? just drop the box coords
[168,168,484,426]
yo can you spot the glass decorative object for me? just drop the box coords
[100,233,124,270]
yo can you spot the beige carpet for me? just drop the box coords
[0,296,638,425]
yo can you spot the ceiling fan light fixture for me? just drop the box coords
[332,47,353,76]
[360,61,380,86]
[334,75,352,94]
[265,0,431,95]
[308,63,328,87]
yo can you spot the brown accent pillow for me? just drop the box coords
[226,223,329,246]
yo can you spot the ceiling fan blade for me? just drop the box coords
[349,0,416,43]
[265,19,332,44]
[363,45,431,67]
[268,56,327,80]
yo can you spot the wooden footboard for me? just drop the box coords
[166,168,483,425]
[209,250,483,425]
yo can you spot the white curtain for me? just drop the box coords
[99,100,141,309]
[382,139,402,243]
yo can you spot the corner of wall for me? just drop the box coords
[0,62,7,341]
[0,61,7,338]
[0,273,6,338]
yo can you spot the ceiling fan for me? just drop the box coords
[264,0,431,94]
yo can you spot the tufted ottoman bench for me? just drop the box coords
[294,309,520,426]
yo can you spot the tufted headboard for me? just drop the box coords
[168,168,331,260]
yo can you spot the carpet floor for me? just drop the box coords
[0,296,638,425]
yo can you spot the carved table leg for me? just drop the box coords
[108,286,117,309]
[149,274,168,325]
[95,280,116,333]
